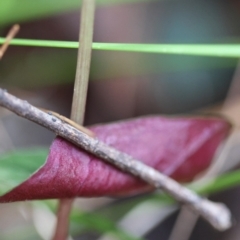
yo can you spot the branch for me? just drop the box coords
[0,88,232,231]
[0,24,20,60]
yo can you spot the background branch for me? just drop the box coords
[0,24,19,60]
[0,88,232,232]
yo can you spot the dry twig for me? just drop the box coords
[0,88,232,231]
[0,24,20,60]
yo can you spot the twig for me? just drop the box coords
[0,24,20,60]
[53,0,95,239]
[0,88,232,231]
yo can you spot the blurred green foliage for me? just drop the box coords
[0,149,47,195]
[0,0,157,26]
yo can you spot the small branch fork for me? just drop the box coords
[0,88,232,231]
[0,24,20,60]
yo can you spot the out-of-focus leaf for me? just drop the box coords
[100,168,240,223]
[192,169,240,196]
[1,226,42,240]
[0,115,231,202]
[0,149,48,195]
[32,200,143,240]
[70,210,143,240]
[0,0,157,26]
[1,38,240,58]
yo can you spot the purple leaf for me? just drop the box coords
[0,115,231,202]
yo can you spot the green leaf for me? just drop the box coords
[0,0,157,26]
[1,38,240,58]
[0,148,48,195]
[193,169,240,196]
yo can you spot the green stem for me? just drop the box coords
[1,38,240,58]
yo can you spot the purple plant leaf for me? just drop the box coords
[0,115,231,202]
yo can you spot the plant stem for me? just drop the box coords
[53,0,95,239]
[0,88,232,232]
[71,0,95,124]
[52,198,74,240]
